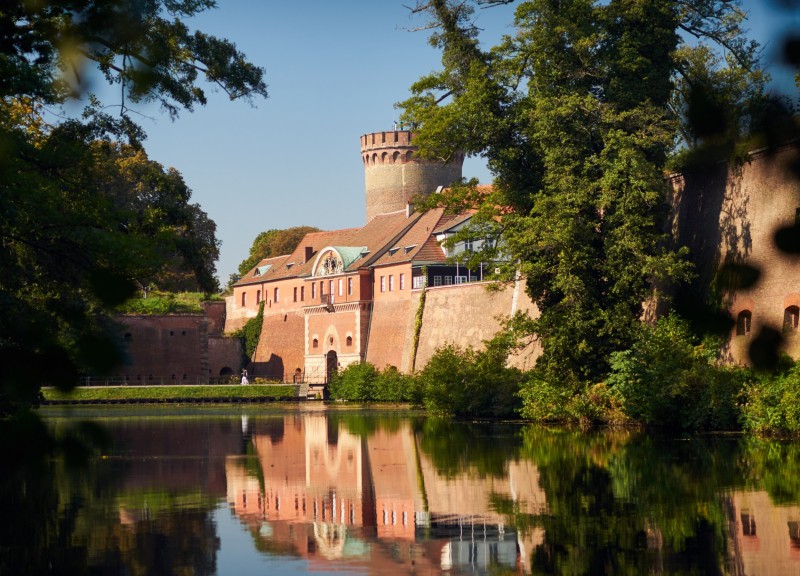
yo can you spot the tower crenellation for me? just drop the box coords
[361,130,464,221]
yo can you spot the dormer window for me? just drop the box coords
[404,245,416,253]
[388,247,400,256]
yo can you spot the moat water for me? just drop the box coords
[4,404,800,575]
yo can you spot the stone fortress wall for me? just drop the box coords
[669,143,800,364]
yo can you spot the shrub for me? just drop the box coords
[328,362,379,401]
[606,314,744,430]
[518,371,577,422]
[374,365,419,403]
[743,361,800,436]
[416,343,522,418]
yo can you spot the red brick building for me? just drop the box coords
[227,130,539,382]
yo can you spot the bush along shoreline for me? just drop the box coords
[326,314,800,438]
[44,312,800,436]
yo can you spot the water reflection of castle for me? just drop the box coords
[225,413,547,574]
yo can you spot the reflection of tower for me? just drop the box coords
[360,130,464,222]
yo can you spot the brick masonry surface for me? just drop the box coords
[670,144,800,363]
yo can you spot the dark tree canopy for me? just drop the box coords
[400,0,767,389]
[0,0,267,414]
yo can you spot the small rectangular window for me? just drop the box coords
[347,277,353,296]
[380,276,386,292]
[256,290,261,304]
[434,276,442,286]
[389,275,394,291]
[412,276,425,289]
[312,283,316,299]
[399,273,405,290]
[241,292,247,306]
[444,276,453,285]
[301,286,305,301]
[293,287,297,302]
[274,287,279,303]
[338,278,343,296]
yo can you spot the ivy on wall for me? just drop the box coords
[410,269,427,372]
[235,302,264,361]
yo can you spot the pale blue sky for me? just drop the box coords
[78,1,799,285]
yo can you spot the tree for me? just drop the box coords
[237,226,321,276]
[91,141,221,292]
[0,1,267,415]
[399,0,762,389]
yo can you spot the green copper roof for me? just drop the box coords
[332,246,367,269]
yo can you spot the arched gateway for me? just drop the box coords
[326,350,338,384]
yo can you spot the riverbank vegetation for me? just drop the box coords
[330,312,800,437]
[0,1,267,417]
[348,0,800,434]
[42,385,296,403]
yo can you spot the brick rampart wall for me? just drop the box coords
[115,315,209,383]
[366,280,540,373]
[208,336,243,377]
[365,298,414,370]
[670,144,800,363]
[203,300,227,335]
[253,311,306,380]
[224,294,256,333]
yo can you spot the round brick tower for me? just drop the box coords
[360,130,464,221]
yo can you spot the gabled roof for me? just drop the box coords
[235,210,422,285]
[370,208,456,267]
[432,210,476,235]
[234,254,291,286]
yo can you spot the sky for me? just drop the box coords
[69,1,800,286]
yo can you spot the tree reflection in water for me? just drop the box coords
[4,407,800,575]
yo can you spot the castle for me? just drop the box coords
[106,131,800,385]
[226,131,800,381]
[225,130,539,383]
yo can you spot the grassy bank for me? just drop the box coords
[42,384,298,403]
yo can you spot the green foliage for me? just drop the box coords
[237,226,321,276]
[0,0,267,113]
[0,1,266,415]
[42,385,295,402]
[117,291,216,315]
[742,361,800,437]
[328,362,379,402]
[416,341,522,419]
[410,280,427,371]
[375,365,420,403]
[328,362,419,403]
[234,302,264,360]
[399,0,765,391]
[517,372,577,423]
[607,314,746,430]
